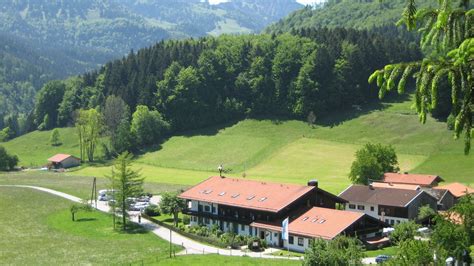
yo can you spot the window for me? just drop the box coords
[259,197,267,202]
[241,224,245,231]
[274,232,278,237]
[370,206,374,211]
[212,206,216,213]
[298,237,304,246]
[396,220,401,224]
[204,205,210,212]
[289,236,294,244]
[247,195,255,200]
[357,205,365,210]
[302,216,309,221]
[348,204,356,209]
[232,193,240,198]
[385,219,389,223]
[390,220,394,225]
[204,218,209,224]
[218,192,226,196]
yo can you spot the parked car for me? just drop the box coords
[375,255,391,264]
[136,196,150,202]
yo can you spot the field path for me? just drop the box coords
[0,185,300,261]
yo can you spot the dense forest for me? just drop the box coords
[30,26,421,140]
[265,0,437,34]
[0,0,303,137]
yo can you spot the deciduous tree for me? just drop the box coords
[50,128,61,146]
[159,192,186,227]
[349,143,399,184]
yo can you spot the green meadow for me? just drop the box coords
[0,187,176,264]
[1,186,298,265]
[3,95,473,195]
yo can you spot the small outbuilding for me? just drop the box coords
[47,154,81,169]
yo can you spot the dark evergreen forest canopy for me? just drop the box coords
[33,27,420,134]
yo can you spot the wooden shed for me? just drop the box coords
[48,154,81,169]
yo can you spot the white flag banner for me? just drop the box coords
[281,217,289,240]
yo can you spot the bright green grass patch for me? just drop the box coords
[0,172,186,199]
[2,127,82,167]
[364,245,399,257]
[0,187,177,265]
[269,249,303,257]
[2,127,104,167]
[411,138,474,187]
[148,254,300,266]
[70,163,215,186]
[137,119,315,173]
[244,138,427,194]
[137,134,271,172]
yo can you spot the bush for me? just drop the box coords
[144,205,160,216]
[0,146,19,171]
[182,214,190,225]
[247,237,266,251]
[390,221,419,244]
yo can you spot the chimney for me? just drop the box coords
[307,179,318,188]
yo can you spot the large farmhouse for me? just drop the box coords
[338,184,438,225]
[179,176,385,251]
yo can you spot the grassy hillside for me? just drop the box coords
[265,0,436,33]
[2,127,84,167]
[4,95,473,193]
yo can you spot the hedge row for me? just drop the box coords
[142,213,229,249]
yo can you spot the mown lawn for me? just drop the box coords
[1,127,102,168]
[0,187,177,265]
[147,254,301,266]
[364,245,399,257]
[0,172,187,199]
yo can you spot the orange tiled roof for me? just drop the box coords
[371,182,420,190]
[251,207,365,240]
[47,154,75,163]
[382,173,443,186]
[436,182,474,198]
[179,176,314,213]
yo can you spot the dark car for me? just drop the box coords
[375,255,391,264]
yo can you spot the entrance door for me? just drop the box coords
[260,230,265,239]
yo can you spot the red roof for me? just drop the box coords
[436,182,474,198]
[251,207,365,240]
[371,182,420,190]
[382,173,443,187]
[179,176,314,213]
[47,154,76,163]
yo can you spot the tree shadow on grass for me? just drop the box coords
[120,222,150,235]
[317,92,412,127]
[76,218,97,222]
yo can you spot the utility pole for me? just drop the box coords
[169,229,172,258]
[90,177,97,208]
